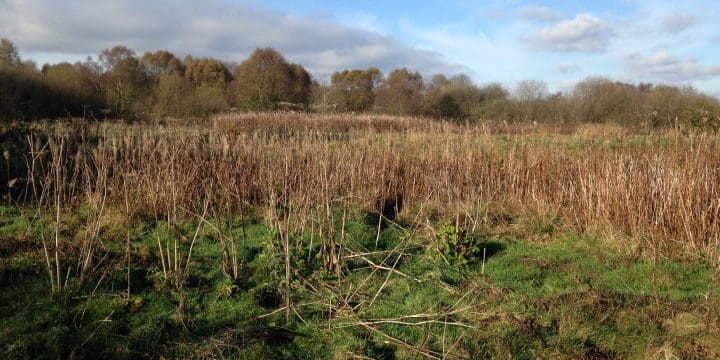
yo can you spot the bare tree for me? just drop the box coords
[515,80,548,102]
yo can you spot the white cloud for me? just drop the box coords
[624,51,720,82]
[526,14,614,52]
[0,0,460,77]
[661,14,698,34]
[518,6,563,22]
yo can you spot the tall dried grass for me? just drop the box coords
[19,112,720,260]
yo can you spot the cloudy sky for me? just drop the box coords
[1,0,719,95]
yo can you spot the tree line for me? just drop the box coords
[0,39,311,120]
[1,37,719,130]
[320,68,720,130]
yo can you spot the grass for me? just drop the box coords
[1,202,718,358]
[2,114,720,358]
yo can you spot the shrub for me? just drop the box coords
[436,223,484,264]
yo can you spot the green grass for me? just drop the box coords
[1,204,718,359]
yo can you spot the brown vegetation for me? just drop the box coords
[14,112,720,262]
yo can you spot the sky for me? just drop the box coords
[1,0,719,95]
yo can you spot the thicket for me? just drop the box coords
[2,37,720,130]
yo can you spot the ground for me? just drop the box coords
[1,202,718,359]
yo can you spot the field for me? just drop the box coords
[1,112,720,359]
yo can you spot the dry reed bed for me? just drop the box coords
[22,113,720,259]
[213,112,456,134]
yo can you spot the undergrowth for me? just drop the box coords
[1,203,718,359]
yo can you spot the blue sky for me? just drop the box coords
[2,0,719,95]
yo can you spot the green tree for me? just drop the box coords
[0,38,21,66]
[423,74,495,121]
[0,65,48,121]
[231,48,311,111]
[183,55,230,90]
[99,46,135,72]
[42,62,103,116]
[182,56,230,114]
[98,45,148,116]
[478,82,509,101]
[288,64,312,105]
[149,74,193,117]
[141,50,183,78]
[328,68,381,112]
[429,74,450,90]
[375,68,424,115]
